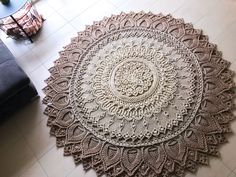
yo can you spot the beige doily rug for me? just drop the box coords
[43,12,235,177]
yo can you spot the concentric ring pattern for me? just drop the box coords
[43,12,235,177]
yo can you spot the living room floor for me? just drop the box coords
[0,0,236,177]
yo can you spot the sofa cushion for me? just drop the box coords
[0,59,30,104]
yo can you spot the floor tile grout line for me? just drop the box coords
[223,160,236,175]
[37,143,59,177]
[65,165,81,177]
[13,130,40,177]
[171,1,186,15]
[15,54,43,74]
[38,156,50,177]
[41,60,54,75]
[221,160,236,174]
[37,144,76,177]
[228,171,236,177]
[66,0,119,25]
[16,118,46,157]
[40,0,62,12]
[106,0,120,8]
[36,141,56,160]
[67,1,127,32]
[53,0,101,24]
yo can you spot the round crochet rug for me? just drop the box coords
[43,12,235,177]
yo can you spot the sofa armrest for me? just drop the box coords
[0,60,30,104]
[0,40,14,64]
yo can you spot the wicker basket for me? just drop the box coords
[0,1,43,39]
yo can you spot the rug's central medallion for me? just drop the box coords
[111,59,156,101]
[70,31,203,147]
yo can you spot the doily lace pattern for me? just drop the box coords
[43,12,235,177]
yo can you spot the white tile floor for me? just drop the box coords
[0,0,236,177]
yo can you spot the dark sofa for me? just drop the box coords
[0,39,38,118]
